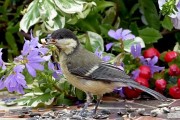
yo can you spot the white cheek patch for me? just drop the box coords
[56,39,78,54]
[65,39,77,48]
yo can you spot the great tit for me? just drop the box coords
[46,28,167,115]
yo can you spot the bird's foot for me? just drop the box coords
[91,109,111,119]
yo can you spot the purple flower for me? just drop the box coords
[113,87,125,98]
[0,76,5,90]
[130,43,164,78]
[22,35,48,56]
[25,51,45,77]
[0,49,6,70]
[131,69,140,79]
[4,65,27,94]
[48,61,62,79]
[106,43,114,51]
[95,48,111,62]
[141,56,164,75]
[106,28,135,51]
[108,28,135,40]
[15,32,50,77]
[132,56,164,79]
[131,44,141,58]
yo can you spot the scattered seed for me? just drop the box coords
[157,103,170,108]
[18,113,25,118]
[101,109,111,115]
[38,107,45,112]
[117,109,127,116]
[29,112,41,117]
[71,115,83,120]
[150,109,160,117]
[162,107,170,113]
[136,108,145,115]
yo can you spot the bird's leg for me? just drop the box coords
[79,92,93,116]
[92,95,102,115]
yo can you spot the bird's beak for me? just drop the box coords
[45,36,56,44]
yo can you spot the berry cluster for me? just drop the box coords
[164,51,180,99]
[123,48,180,99]
[124,48,160,99]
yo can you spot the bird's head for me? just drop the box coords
[46,28,79,55]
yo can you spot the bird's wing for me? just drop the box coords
[68,61,131,83]
[66,48,131,83]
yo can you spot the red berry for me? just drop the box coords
[169,86,180,99]
[143,48,160,58]
[155,79,167,91]
[178,78,180,88]
[168,64,180,76]
[139,65,151,79]
[164,51,178,63]
[124,87,141,99]
[135,77,149,92]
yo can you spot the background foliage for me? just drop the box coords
[1,0,180,106]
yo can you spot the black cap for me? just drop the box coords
[51,28,78,40]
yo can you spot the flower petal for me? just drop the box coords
[149,56,158,66]
[13,65,25,73]
[48,61,55,70]
[102,56,111,62]
[115,28,123,40]
[131,69,140,79]
[123,34,135,40]
[43,55,51,61]
[0,76,5,90]
[108,30,120,40]
[16,73,26,86]
[30,63,44,71]
[28,56,45,63]
[26,63,36,77]
[122,29,131,36]
[22,40,30,56]
[105,43,114,51]
[37,48,49,55]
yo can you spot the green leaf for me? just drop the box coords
[95,1,115,12]
[56,93,73,105]
[130,3,140,16]
[139,0,160,30]
[102,7,116,25]
[16,96,32,106]
[87,31,104,52]
[44,14,65,31]
[175,32,180,44]
[129,22,139,36]
[139,27,162,44]
[40,0,57,20]
[28,93,54,107]
[5,32,18,55]
[54,0,85,14]
[75,88,85,100]
[99,24,112,37]
[161,16,173,31]
[20,0,40,32]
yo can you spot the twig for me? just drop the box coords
[161,29,180,35]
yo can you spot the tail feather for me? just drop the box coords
[127,81,167,101]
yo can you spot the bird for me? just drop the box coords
[46,28,168,115]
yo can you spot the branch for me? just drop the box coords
[161,29,180,35]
